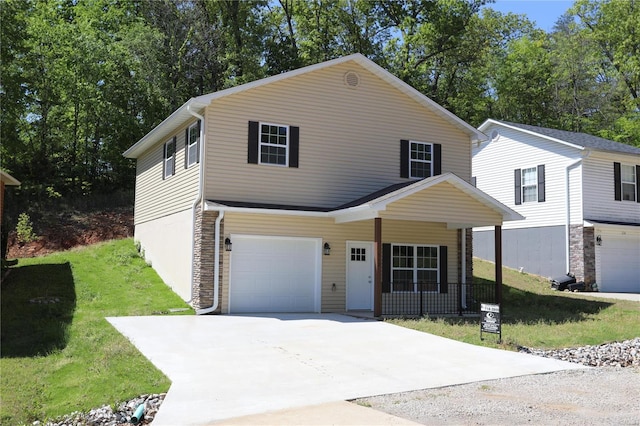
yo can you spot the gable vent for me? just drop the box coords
[344,71,360,88]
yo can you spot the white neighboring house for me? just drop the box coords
[473,119,640,293]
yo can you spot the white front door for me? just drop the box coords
[347,241,374,310]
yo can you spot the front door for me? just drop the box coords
[347,241,374,310]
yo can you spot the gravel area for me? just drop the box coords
[356,338,640,425]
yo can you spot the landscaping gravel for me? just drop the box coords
[356,338,640,425]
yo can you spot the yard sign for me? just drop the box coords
[480,303,502,343]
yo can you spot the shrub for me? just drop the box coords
[16,213,38,244]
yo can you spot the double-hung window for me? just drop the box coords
[186,121,200,167]
[621,164,637,201]
[521,167,538,203]
[410,141,433,178]
[391,244,439,292]
[163,138,176,179]
[260,123,289,166]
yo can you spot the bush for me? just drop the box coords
[16,213,37,244]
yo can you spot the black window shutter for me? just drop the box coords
[614,162,621,201]
[471,176,477,187]
[248,121,259,164]
[400,140,409,178]
[636,165,640,203]
[196,120,201,163]
[184,130,188,169]
[537,164,545,202]
[514,169,522,205]
[433,143,442,176]
[289,126,299,168]
[382,243,391,293]
[439,245,448,294]
[172,137,177,176]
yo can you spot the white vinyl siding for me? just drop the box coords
[583,153,640,223]
[472,125,582,230]
[220,213,458,313]
[204,61,471,208]
[134,122,200,225]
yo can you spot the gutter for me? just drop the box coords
[187,104,224,315]
[565,150,590,273]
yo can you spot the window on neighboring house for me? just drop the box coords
[391,245,439,292]
[621,164,637,201]
[247,121,300,168]
[186,121,200,167]
[400,140,441,179]
[163,137,176,179]
[514,165,545,205]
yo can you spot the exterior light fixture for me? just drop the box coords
[323,242,331,256]
[596,235,602,246]
[225,237,232,251]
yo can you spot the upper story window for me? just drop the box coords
[163,137,176,179]
[521,167,538,202]
[614,162,639,203]
[186,121,200,167]
[260,123,289,166]
[248,121,300,168]
[400,139,442,179]
[621,164,637,201]
[514,165,545,205]
[410,141,433,178]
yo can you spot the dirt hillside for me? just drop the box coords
[6,208,133,258]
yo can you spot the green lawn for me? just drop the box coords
[389,259,640,350]
[0,239,193,425]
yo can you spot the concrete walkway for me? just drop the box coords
[569,292,640,302]
[107,314,585,426]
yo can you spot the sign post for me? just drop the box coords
[480,303,501,343]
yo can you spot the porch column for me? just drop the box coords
[374,217,382,317]
[495,225,503,304]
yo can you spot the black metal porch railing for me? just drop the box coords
[381,282,497,317]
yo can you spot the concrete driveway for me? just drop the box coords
[107,314,584,425]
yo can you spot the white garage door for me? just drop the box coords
[597,230,640,293]
[229,235,321,313]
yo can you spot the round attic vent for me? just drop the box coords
[490,130,499,140]
[344,71,360,88]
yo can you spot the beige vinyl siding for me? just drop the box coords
[134,121,201,224]
[472,124,582,230]
[583,152,640,223]
[204,61,470,208]
[380,182,503,225]
[221,213,458,313]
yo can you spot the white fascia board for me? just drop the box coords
[0,170,21,186]
[331,207,381,224]
[584,220,640,232]
[204,201,330,218]
[478,119,585,151]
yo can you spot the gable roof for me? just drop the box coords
[124,54,486,159]
[205,173,523,226]
[479,119,640,156]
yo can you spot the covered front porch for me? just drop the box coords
[329,173,522,317]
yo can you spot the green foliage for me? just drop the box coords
[15,212,37,244]
[0,239,193,425]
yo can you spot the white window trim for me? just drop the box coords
[521,166,538,203]
[409,141,434,179]
[259,122,289,167]
[187,122,199,167]
[164,139,175,179]
[391,244,440,293]
[620,164,636,202]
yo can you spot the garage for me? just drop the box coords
[596,228,640,293]
[229,235,322,313]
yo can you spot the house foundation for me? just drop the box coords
[569,225,596,290]
[192,206,222,311]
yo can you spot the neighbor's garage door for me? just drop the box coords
[229,235,320,313]
[596,230,640,293]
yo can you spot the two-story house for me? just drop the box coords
[124,54,521,316]
[473,119,640,293]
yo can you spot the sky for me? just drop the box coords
[483,0,576,32]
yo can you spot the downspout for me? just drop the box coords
[461,228,467,309]
[565,150,590,273]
